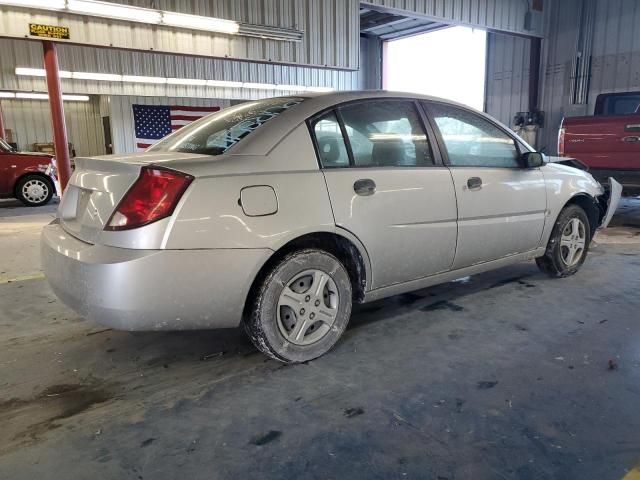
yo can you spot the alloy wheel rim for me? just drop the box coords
[22,179,49,204]
[560,217,586,267]
[276,269,339,346]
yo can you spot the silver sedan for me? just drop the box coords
[42,91,621,363]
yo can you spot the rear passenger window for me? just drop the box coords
[339,101,433,167]
[313,112,350,168]
[427,103,519,168]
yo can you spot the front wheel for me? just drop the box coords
[16,174,54,207]
[245,249,352,363]
[536,204,590,277]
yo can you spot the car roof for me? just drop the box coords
[230,90,526,157]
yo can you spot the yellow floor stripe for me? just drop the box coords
[623,466,640,480]
[0,272,45,284]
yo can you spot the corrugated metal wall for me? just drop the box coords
[0,0,360,70]
[362,0,542,37]
[0,38,361,99]
[485,32,531,128]
[1,97,105,157]
[537,0,640,154]
[588,0,640,109]
[536,0,581,154]
[359,36,383,90]
[108,96,231,153]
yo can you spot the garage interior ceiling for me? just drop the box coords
[360,6,449,40]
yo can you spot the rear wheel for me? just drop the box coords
[245,249,352,363]
[16,174,54,207]
[536,204,590,277]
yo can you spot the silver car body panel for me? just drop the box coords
[364,248,546,302]
[538,162,605,245]
[449,167,547,268]
[41,91,617,331]
[42,221,271,330]
[323,167,457,289]
[164,171,335,249]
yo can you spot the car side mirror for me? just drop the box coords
[521,151,544,168]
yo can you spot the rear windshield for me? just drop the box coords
[595,92,640,115]
[148,97,305,155]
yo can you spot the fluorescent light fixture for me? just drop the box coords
[207,80,243,88]
[306,86,335,92]
[1,0,65,9]
[167,78,207,86]
[15,67,47,77]
[161,11,239,34]
[62,94,90,101]
[16,92,49,100]
[0,91,88,101]
[243,82,277,90]
[1,0,302,41]
[122,75,166,84]
[15,67,333,93]
[273,84,307,91]
[67,0,161,23]
[72,72,122,81]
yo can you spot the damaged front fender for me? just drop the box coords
[598,178,622,229]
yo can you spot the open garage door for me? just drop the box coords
[383,26,487,111]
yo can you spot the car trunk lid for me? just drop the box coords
[58,153,201,244]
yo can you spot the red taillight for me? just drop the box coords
[558,126,566,156]
[105,167,193,231]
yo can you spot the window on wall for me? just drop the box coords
[428,102,519,168]
[338,100,433,167]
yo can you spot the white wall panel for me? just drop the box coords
[0,39,361,100]
[0,0,360,70]
[1,97,105,157]
[107,96,231,154]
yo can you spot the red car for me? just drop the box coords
[560,91,640,196]
[0,138,58,206]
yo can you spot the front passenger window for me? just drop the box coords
[428,103,519,168]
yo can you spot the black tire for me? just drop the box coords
[536,204,591,278]
[245,249,352,363]
[15,174,54,207]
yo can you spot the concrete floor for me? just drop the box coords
[1,197,639,480]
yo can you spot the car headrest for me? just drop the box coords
[371,139,405,167]
[317,136,340,165]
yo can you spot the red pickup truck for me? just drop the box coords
[560,91,640,195]
[0,138,58,206]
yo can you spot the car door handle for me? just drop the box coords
[354,179,376,196]
[625,124,640,132]
[622,136,640,143]
[467,177,483,190]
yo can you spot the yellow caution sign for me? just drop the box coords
[29,23,70,40]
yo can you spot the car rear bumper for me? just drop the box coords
[41,221,271,331]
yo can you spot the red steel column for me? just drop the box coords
[0,101,6,140]
[43,40,72,193]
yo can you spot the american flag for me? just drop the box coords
[133,104,221,151]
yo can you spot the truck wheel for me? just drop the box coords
[245,249,352,363]
[16,174,54,207]
[536,205,590,278]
